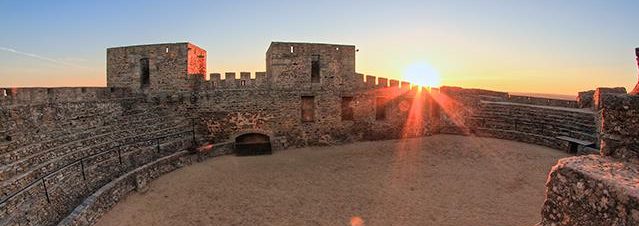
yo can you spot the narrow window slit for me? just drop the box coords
[140,58,150,89]
[311,55,320,83]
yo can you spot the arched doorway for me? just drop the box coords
[234,133,272,156]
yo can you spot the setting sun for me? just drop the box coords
[402,62,441,87]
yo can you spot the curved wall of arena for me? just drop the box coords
[0,75,441,226]
[0,84,600,226]
[434,87,597,152]
[0,88,194,226]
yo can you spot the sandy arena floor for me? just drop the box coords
[96,135,568,226]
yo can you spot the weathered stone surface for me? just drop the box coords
[599,94,639,162]
[471,101,596,151]
[0,90,194,226]
[266,42,357,91]
[578,90,595,108]
[508,95,578,108]
[107,43,206,92]
[540,155,639,226]
[594,87,627,110]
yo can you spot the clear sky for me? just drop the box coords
[1,0,637,95]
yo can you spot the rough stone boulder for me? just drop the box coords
[540,155,639,226]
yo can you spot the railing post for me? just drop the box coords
[80,159,86,180]
[191,118,197,146]
[117,146,122,165]
[42,178,50,203]
[156,138,161,153]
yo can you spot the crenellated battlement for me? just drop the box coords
[357,73,424,91]
[191,70,425,92]
[201,72,269,90]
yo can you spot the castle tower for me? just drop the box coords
[266,42,358,90]
[107,42,206,92]
[631,47,639,95]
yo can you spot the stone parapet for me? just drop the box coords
[599,94,639,162]
[594,87,628,111]
[540,155,639,225]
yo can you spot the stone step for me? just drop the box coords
[473,110,594,124]
[479,103,595,120]
[0,124,192,202]
[0,113,182,165]
[0,118,189,183]
[468,116,596,134]
[470,119,596,144]
[473,127,566,150]
[1,136,193,226]
[1,105,169,155]
[474,109,595,125]
[474,108,595,124]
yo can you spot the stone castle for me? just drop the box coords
[0,42,638,225]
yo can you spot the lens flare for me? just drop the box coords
[403,62,441,87]
[350,216,364,226]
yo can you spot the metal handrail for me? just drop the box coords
[0,129,195,206]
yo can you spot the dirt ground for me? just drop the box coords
[96,135,568,226]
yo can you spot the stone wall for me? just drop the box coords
[107,43,206,92]
[577,90,595,108]
[266,42,357,90]
[187,43,207,76]
[593,87,628,111]
[540,93,639,225]
[207,72,269,90]
[507,95,578,108]
[193,84,434,148]
[0,87,132,106]
[0,88,193,226]
[598,94,639,161]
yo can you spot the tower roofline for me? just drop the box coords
[269,41,355,47]
[107,42,200,50]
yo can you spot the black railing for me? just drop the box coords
[0,129,196,206]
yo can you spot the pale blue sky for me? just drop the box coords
[1,0,637,94]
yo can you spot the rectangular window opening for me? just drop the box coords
[140,58,150,89]
[241,80,246,86]
[2,89,7,97]
[341,97,354,121]
[301,96,315,122]
[376,97,387,120]
[311,55,320,83]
